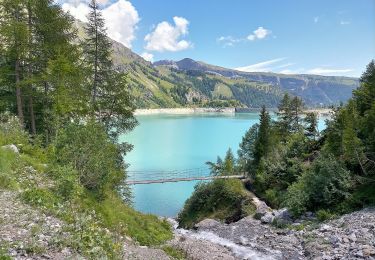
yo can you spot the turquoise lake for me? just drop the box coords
[120,113,327,217]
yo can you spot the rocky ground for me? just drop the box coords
[0,190,80,259]
[1,186,375,260]
[0,190,173,260]
[170,208,375,260]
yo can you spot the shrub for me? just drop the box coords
[0,113,28,146]
[178,179,245,228]
[316,209,335,221]
[283,153,353,217]
[21,188,59,210]
[49,166,83,201]
[53,120,129,199]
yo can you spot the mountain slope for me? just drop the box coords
[154,58,359,106]
[75,21,359,108]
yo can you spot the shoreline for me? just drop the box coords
[134,107,332,116]
[134,107,236,115]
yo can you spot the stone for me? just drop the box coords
[363,245,375,257]
[1,144,19,154]
[194,218,220,229]
[254,200,271,217]
[260,212,275,224]
[319,224,332,232]
[273,208,292,223]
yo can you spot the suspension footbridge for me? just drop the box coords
[126,167,246,185]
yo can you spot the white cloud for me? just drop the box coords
[277,63,295,69]
[235,58,286,72]
[61,0,140,48]
[340,20,351,25]
[306,68,353,75]
[144,16,192,52]
[314,16,319,23]
[102,0,140,48]
[235,58,354,76]
[97,0,110,4]
[247,27,271,41]
[217,36,242,47]
[140,52,154,62]
[62,2,90,23]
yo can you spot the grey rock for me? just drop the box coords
[194,218,220,230]
[1,144,19,154]
[260,212,275,224]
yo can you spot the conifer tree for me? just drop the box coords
[290,96,304,132]
[83,0,137,139]
[254,105,271,166]
[277,93,292,137]
[0,0,29,126]
[84,0,112,110]
[238,123,259,176]
[304,112,319,140]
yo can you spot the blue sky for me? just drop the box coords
[60,0,375,77]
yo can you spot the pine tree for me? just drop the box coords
[84,0,112,110]
[0,0,29,126]
[277,93,292,138]
[304,112,318,140]
[83,0,137,139]
[238,123,259,176]
[223,148,235,175]
[290,96,304,133]
[254,105,271,166]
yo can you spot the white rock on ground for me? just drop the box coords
[1,144,19,154]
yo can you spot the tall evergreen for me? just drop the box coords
[83,0,137,139]
[254,105,271,166]
[290,96,304,132]
[84,0,112,110]
[0,0,29,125]
[304,112,319,140]
[238,123,259,176]
[277,93,292,138]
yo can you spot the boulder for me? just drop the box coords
[260,212,275,224]
[1,144,19,154]
[260,208,292,224]
[194,219,220,230]
[273,208,292,223]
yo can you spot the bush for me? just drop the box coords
[178,179,245,228]
[283,153,353,217]
[0,113,28,146]
[21,188,59,210]
[316,209,335,221]
[49,166,83,201]
[53,120,129,199]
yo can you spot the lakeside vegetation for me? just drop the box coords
[179,61,375,226]
[0,0,172,257]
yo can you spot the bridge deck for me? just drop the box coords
[126,175,245,185]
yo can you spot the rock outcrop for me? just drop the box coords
[172,208,375,259]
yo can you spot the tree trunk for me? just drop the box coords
[27,2,36,135]
[29,94,36,135]
[15,59,24,126]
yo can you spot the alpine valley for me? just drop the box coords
[76,20,360,109]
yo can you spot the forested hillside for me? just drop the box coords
[179,61,375,227]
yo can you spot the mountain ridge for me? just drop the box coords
[74,20,359,109]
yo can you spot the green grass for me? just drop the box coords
[162,246,186,260]
[84,191,173,246]
[212,83,233,98]
[0,149,19,189]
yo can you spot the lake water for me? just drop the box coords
[120,113,327,217]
